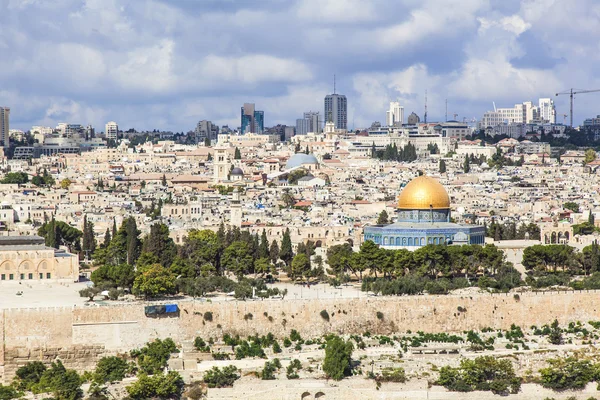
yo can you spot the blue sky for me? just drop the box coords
[1,0,599,132]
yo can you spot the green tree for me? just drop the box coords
[221,241,254,278]
[269,239,280,264]
[539,356,596,390]
[203,365,240,388]
[15,361,47,390]
[291,253,311,281]
[437,356,520,394]
[0,172,29,184]
[322,336,353,381]
[563,202,580,213]
[34,360,82,400]
[288,168,309,185]
[38,219,82,253]
[234,147,241,160]
[326,243,353,276]
[548,319,562,345]
[125,371,184,400]
[133,264,177,298]
[161,174,167,186]
[439,159,447,173]
[82,215,96,258]
[258,230,269,259]
[60,178,72,189]
[377,210,389,225]
[130,338,178,375]
[93,356,128,384]
[585,148,596,164]
[280,228,293,265]
[463,154,470,173]
[141,223,177,268]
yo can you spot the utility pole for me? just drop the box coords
[424,90,428,124]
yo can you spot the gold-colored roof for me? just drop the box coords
[397,175,450,210]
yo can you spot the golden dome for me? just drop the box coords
[397,175,450,210]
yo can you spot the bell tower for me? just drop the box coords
[213,144,231,183]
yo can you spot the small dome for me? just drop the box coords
[286,153,318,169]
[397,175,450,210]
[230,167,244,176]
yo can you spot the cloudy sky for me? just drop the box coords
[1,0,599,132]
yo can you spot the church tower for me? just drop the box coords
[213,144,231,183]
[230,188,242,227]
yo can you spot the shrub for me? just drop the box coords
[539,357,597,390]
[436,356,520,394]
[0,385,20,400]
[244,313,253,321]
[377,367,406,383]
[376,311,384,320]
[272,342,282,353]
[130,338,178,375]
[203,366,240,388]
[320,310,330,321]
[15,361,46,390]
[261,361,277,380]
[94,356,128,383]
[203,312,213,322]
[211,352,230,360]
[126,371,184,399]
[290,329,302,342]
[286,359,302,379]
[283,338,292,348]
[193,337,210,353]
[322,336,353,381]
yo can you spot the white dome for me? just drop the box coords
[286,153,318,169]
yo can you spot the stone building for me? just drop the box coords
[0,236,79,282]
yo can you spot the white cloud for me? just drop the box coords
[295,0,376,23]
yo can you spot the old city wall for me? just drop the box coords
[2,290,600,382]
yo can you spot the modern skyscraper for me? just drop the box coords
[324,94,347,130]
[241,103,264,134]
[105,121,118,141]
[539,98,556,124]
[295,111,321,135]
[386,102,404,127]
[0,107,9,147]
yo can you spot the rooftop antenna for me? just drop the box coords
[424,90,428,123]
[333,74,336,94]
[493,102,497,112]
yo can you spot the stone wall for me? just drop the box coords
[2,290,600,382]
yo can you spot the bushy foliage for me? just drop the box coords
[437,356,520,394]
[125,371,184,399]
[130,338,178,375]
[539,357,599,390]
[322,336,353,381]
[203,366,240,388]
[93,356,128,383]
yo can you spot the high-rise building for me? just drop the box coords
[0,107,9,147]
[386,102,404,127]
[195,120,219,143]
[295,111,321,135]
[539,98,556,124]
[241,103,264,134]
[105,121,118,141]
[324,94,347,130]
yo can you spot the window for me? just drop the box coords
[20,274,24,280]
[28,273,33,280]
[46,273,51,279]
[39,273,43,279]
[1,274,4,280]
[9,274,14,280]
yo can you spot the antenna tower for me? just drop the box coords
[333,75,336,94]
[445,99,447,122]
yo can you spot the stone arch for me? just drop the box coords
[383,237,388,245]
[346,238,354,247]
[1,260,16,273]
[551,232,557,244]
[315,240,322,248]
[433,237,439,245]
[315,393,325,399]
[408,237,413,246]
[301,392,312,400]
[420,237,425,246]
[395,237,401,246]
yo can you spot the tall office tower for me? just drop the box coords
[295,111,321,135]
[324,94,347,130]
[195,120,219,143]
[105,121,118,140]
[0,107,9,147]
[386,101,404,127]
[241,103,264,134]
[539,98,556,124]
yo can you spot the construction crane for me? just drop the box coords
[555,88,600,127]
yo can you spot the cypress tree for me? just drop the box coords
[103,228,111,248]
[125,217,141,265]
[280,228,293,265]
[439,159,447,173]
[269,239,280,264]
[259,230,269,259]
[112,218,117,239]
